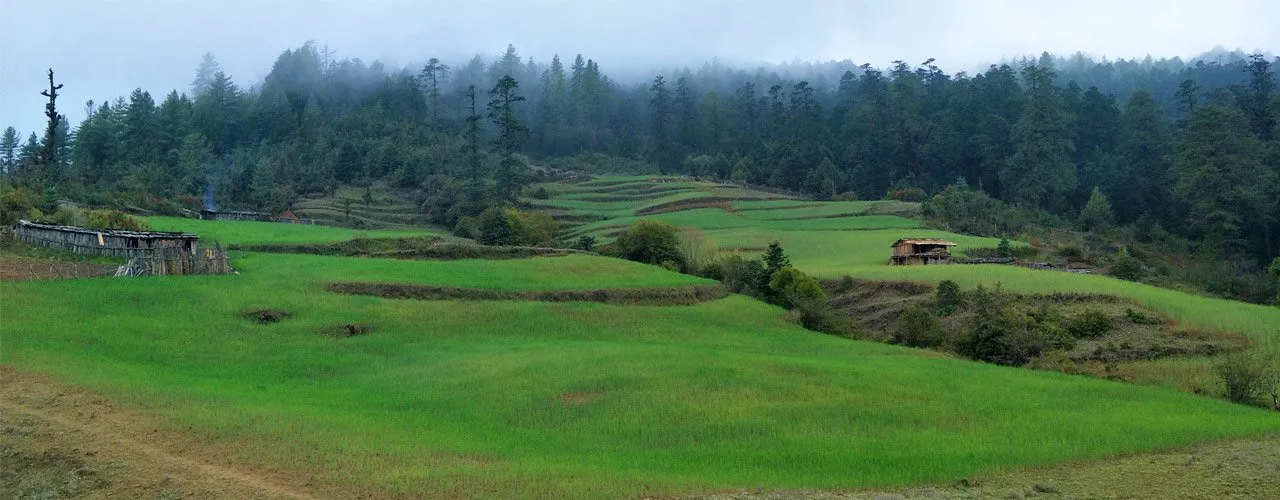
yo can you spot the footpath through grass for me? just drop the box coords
[3,215,1278,497]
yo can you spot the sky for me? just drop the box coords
[2,0,1278,134]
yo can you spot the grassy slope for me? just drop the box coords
[2,250,1276,496]
[144,216,430,246]
[537,176,1280,395]
[4,192,1278,497]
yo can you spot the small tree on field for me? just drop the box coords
[616,220,682,267]
[768,266,826,309]
[936,280,962,315]
[997,238,1013,258]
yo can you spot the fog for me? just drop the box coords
[2,0,1277,133]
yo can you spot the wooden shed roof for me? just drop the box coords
[18,220,199,240]
[890,238,958,248]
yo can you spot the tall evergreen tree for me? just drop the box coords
[1002,64,1076,210]
[649,75,674,173]
[487,75,527,201]
[1170,105,1269,254]
[190,53,223,96]
[0,127,18,176]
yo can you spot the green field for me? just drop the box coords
[144,216,432,246]
[3,180,1279,497]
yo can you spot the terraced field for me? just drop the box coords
[533,175,1280,391]
[2,183,1277,498]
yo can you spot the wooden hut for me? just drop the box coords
[15,220,198,259]
[889,238,957,265]
[200,209,269,222]
[14,220,231,276]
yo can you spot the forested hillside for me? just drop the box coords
[2,43,1278,299]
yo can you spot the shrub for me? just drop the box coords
[702,255,765,294]
[1111,250,1145,281]
[958,284,1050,366]
[85,210,150,231]
[888,187,926,202]
[832,191,858,201]
[615,220,683,267]
[576,235,596,252]
[768,266,826,309]
[1214,348,1279,408]
[1064,310,1113,339]
[452,216,478,239]
[506,209,558,247]
[1055,245,1084,260]
[935,280,962,315]
[476,207,515,245]
[1125,308,1162,325]
[894,305,947,348]
[678,228,718,274]
[997,238,1013,258]
[531,186,551,199]
[0,184,44,225]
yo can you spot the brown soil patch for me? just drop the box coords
[243,309,292,324]
[634,197,737,215]
[0,366,317,499]
[0,256,116,281]
[327,282,730,306]
[558,391,602,406]
[317,323,373,338]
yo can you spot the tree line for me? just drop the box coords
[1,43,1277,274]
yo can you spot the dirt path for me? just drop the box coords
[0,367,317,499]
[0,256,116,281]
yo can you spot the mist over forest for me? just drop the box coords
[1,41,1278,301]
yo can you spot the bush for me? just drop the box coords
[958,284,1053,366]
[832,191,858,201]
[531,186,551,199]
[768,266,826,309]
[475,207,558,247]
[997,238,1013,258]
[1125,308,1162,325]
[894,306,947,348]
[0,184,43,225]
[615,220,683,267]
[888,187,926,202]
[1063,310,1113,339]
[935,280,962,315]
[506,209,558,247]
[452,216,478,239]
[678,228,718,274]
[476,207,515,245]
[702,255,765,294]
[1214,348,1279,408]
[575,235,596,252]
[85,210,150,231]
[1111,250,1145,281]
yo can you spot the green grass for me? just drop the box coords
[144,216,432,246]
[2,251,1276,497]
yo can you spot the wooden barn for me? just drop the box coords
[13,220,231,276]
[889,238,957,266]
[200,208,312,224]
[200,209,269,222]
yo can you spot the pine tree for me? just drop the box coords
[1241,54,1276,141]
[0,127,18,176]
[1078,186,1115,232]
[419,58,450,125]
[191,53,223,96]
[1170,105,1269,254]
[1002,64,1076,210]
[487,75,527,201]
[649,75,674,173]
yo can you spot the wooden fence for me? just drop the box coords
[115,244,232,277]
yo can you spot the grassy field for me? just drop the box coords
[144,216,431,246]
[3,240,1277,496]
[4,184,1278,497]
